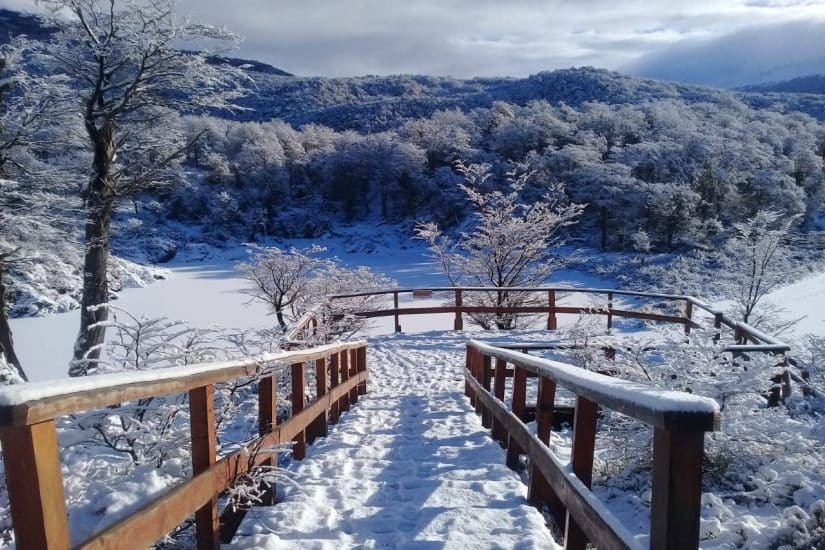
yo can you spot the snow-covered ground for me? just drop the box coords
[762,271,825,338]
[228,332,561,550]
[9,242,614,382]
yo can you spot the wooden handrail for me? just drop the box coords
[465,341,720,550]
[0,341,370,550]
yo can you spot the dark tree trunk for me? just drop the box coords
[0,258,27,381]
[71,121,117,376]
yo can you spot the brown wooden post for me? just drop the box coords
[606,291,614,333]
[357,345,368,396]
[339,349,350,413]
[311,357,328,440]
[564,396,598,550]
[481,355,493,429]
[189,385,220,549]
[491,358,507,445]
[394,291,401,333]
[547,290,558,330]
[464,344,473,399]
[528,377,565,527]
[473,351,484,416]
[330,352,341,423]
[348,348,359,405]
[291,362,306,460]
[650,428,705,550]
[684,300,693,335]
[0,420,70,550]
[512,366,527,421]
[713,312,723,343]
[454,289,464,331]
[734,325,746,345]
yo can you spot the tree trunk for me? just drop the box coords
[0,259,27,381]
[71,121,117,377]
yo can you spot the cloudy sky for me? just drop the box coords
[3,0,825,87]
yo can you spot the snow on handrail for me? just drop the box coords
[0,340,367,426]
[469,340,720,431]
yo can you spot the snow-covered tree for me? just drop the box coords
[722,210,796,328]
[35,0,248,375]
[239,246,326,332]
[416,161,585,329]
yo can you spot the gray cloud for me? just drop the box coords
[3,0,825,86]
[626,18,825,88]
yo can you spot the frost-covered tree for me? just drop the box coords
[722,210,796,327]
[35,0,247,375]
[239,246,326,332]
[416,161,585,329]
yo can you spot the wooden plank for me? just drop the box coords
[468,341,720,432]
[339,349,350,414]
[0,420,70,550]
[189,385,219,550]
[454,289,463,330]
[607,291,614,332]
[357,346,368,396]
[512,366,527,421]
[547,290,557,330]
[491,358,507,446]
[0,341,368,427]
[258,375,277,505]
[78,371,367,550]
[650,428,705,550]
[536,378,556,446]
[565,396,599,550]
[348,348,359,405]
[481,355,492,429]
[684,299,693,335]
[330,352,340,423]
[311,357,328,439]
[393,291,401,333]
[291,363,306,460]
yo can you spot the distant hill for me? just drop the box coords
[739,74,825,95]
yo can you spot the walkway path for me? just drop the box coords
[228,333,560,549]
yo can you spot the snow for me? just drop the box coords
[762,271,825,338]
[227,332,563,549]
[469,340,720,416]
[0,341,365,407]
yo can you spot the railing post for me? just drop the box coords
[606,291,614,334]
[506,366,528,470]
[0,420,70,550]
[454,289,464,331]
[713,312,723,343]
[464,344,473,400]
[564,396,598,550]
[528,377,566,528]
[291,362,306,460]
[330,352,341,423]
[189,385,220,550]
[650,428,705,550]
[394,291,401,333]
[349,348,359,405]
[311,357,328,440]
[491,358,507,444]
[340,349,350,413]
[473,351,484,417]
[481,355,493,429]
[357,345,368,396]
[547,290,557,330]
[684,300,693,335]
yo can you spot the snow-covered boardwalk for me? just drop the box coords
[228,334,559,549]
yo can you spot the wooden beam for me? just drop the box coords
[565,396,599,550]
[189,385,220,550]
[291,362,306,460]
[0,420,70,550]
[650,428,704,550]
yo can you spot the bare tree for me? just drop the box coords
[416,161,585,329]
[723,210,798,329]
[238,246,325,332]
[36,0,247,375]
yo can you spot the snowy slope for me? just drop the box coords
[228,332,561,549]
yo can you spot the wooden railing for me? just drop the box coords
[465,340,720,550]
[0,341,369,550]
